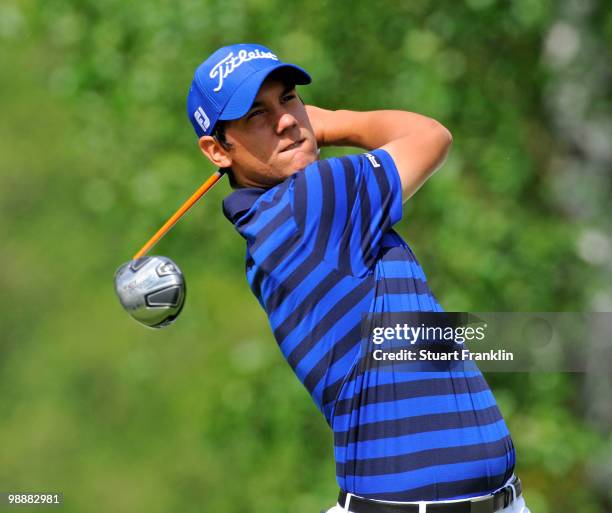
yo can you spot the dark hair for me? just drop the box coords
[212,121,238,187]
[212,121,232,151]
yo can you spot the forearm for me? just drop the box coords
[306,105,453,202]
[308,106,449,150]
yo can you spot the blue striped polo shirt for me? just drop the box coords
[222,149,516,501]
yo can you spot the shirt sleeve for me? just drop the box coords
[291,148,403,277]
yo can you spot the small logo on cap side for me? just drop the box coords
[209,49,278,92]
[194,106,210,132]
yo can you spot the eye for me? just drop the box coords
[281,93,296,103]
[247,109,264,120]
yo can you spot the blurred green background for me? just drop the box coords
[1,0,611,512]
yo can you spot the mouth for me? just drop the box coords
[280,139,305,153]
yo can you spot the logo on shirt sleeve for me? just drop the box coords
[365,153,380,168]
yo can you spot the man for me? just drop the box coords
[187,43,531,513]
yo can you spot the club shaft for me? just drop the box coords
[133,171,224,260]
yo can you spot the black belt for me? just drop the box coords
[337,476,522,513]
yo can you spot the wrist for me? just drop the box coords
[305,105,334,147]
[322,109,369,149]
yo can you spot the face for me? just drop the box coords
[201,75,318,188]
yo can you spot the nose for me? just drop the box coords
[276,111,298,135]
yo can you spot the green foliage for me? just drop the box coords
[1,0,611,512]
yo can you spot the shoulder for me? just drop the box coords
[294,149,399,188]
[292,149,402,209]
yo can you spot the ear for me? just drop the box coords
[198,135,233,168]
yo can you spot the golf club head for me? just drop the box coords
[114,256,186,329]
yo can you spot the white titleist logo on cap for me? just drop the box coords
[209,49,278,92]
[194,106,210,132]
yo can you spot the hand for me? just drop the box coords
[305,105,331,147]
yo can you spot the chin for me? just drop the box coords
[288,149,317,173]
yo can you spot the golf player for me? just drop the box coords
[187,44,531,513]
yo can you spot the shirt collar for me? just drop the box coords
[222,187,268,225]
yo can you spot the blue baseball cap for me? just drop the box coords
[187,43,311,138]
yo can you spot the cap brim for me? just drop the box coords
[218,63,311,121]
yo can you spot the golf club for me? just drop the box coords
[114,171,224,328]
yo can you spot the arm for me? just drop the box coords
[306,106,453,202]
